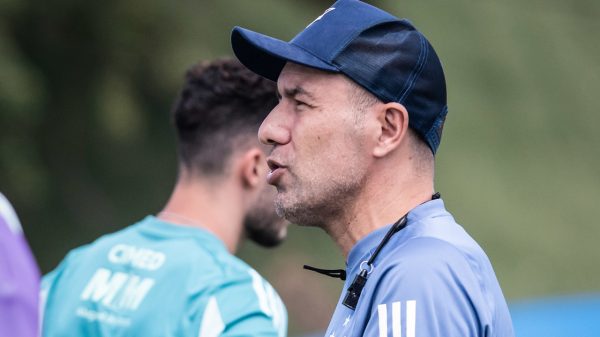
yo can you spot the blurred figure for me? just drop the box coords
[232,0,513,336]
[41,58,287,337]
[0,192,40,337]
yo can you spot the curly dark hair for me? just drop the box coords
[171,58,277,175]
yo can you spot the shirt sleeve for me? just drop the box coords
[40,246,87,336]
[194,269,287,337]
[41,247,86,300]
[361,237,489,337]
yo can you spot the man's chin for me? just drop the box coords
[274,194,295,219]
[275,202,328,228]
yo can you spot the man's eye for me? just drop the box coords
[295,100,308,107]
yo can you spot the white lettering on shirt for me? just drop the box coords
[108,244,166,271]
[80,268,155,311]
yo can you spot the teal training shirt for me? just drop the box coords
[41,216,287,337]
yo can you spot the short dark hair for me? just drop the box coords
[171,58,277,176]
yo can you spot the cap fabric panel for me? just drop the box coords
[332,21,422,104]
[231,27,337,82]
[292,1,398,63]
[401,39,448,153]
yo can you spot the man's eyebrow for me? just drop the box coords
[280,86,316,101]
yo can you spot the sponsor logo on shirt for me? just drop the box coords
[80,268,155,311]
[108,244,166,270]
[78,244,165,315]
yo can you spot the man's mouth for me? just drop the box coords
[266,159,287,185]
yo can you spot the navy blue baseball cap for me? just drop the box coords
[231,0,448,154]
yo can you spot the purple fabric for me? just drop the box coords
[0,209,40,337]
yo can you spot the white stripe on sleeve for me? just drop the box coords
[198,296,225,337]
[392,301,401,337]
[378,303,388,337]
[406,300,416,337]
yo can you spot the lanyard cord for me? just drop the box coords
[366,215,407,265]
[301,215,407,281]
[340,215,407,309]
[303,265,347,280]
[301,214,408,281]
[303,192,441,310]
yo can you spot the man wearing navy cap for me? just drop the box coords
[232,0,514,336]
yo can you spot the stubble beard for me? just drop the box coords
[274,168,365,229]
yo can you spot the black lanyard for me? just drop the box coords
[304,192,441,310]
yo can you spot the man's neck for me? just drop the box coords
[325,169,434,258]
[158,177,245,254]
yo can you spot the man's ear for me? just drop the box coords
[239,148,267,189]
[372,102,409,158]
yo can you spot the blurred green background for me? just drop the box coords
[1,0,598,335]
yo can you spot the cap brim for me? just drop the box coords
[231,26,338,82]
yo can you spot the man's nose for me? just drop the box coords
[258,104,291,146]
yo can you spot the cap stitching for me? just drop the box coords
[398,33,428,103]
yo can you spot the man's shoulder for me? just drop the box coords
[367,236,488,305]
[387,236,474,271]
[346,236,506,335]
[45,218,273,285]
[43,220,215,287]
[392,214,497,278]
[41,220,287,337]
[365,235,512,333]
[48,219,281,297]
